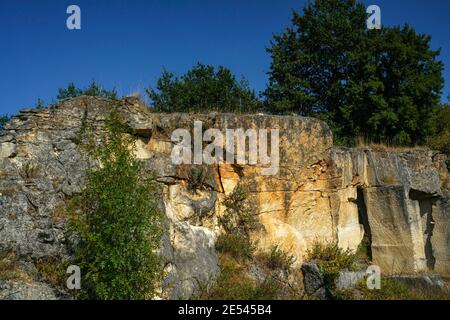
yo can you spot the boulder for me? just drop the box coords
[301,262,327,300]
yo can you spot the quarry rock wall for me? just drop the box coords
[0,96,448,299]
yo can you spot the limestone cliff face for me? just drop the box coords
[332,148,450,275]
[0,96,448,299]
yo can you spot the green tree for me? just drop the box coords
[265,0,367,117]
[58,81,118,101]
[70,109,163,300]
[265,0,444,145]
[345,25,444,145]
[147,63,260,113]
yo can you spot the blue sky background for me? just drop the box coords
[1,0,449,115]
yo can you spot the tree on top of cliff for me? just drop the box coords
[57,81,118,101]
[265,0,444,146]
[146,63,261,113]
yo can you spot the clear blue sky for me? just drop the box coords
[1,0,449,115]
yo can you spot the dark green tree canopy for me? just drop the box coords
[265,0,367,116]
[346,25,444,145]
[147,63,261,113]
[265,0,444,145]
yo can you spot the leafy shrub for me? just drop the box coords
[306,241,356,287]
[219,185,260,235]
[69,108,163,300]
[217,185,261,260]
[215,233,255,261]
[258,245,296,271]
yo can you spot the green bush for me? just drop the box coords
[215,233,255,261]
[306,241,356,287]
[219,185,260,235]
[216,185,261,261]
[258,245,296,271]
[69,108,163,300]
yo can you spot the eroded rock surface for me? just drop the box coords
[0,96,448,299]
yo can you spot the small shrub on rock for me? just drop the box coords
[215,233,255,261]
[258,245,296,271]
[306,241,356,288]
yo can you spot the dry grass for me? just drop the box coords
[348,278,450,300]
[256,245,296,271]
[0,187,17,198]
[355,136,427,153]
[381,175,398,185]
[51,202,68,225]
[33,257,67,289]
[19,162,41,180]
[0,251,32,282]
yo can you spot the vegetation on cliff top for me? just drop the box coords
[144,0,449,156]
[147,63,261,114]
[3,0,448,160]
[265,0,444,147]
[57,81,118,101]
